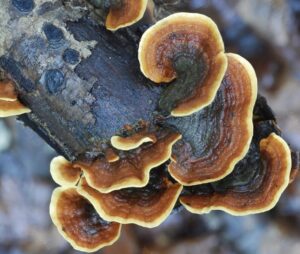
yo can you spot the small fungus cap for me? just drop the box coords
[111,131,157,151]
[106,0,148,31]
[49,187,121,252]
[50,156,82,187]
[138,12,227,116]
[0,80,31,117]
[0,80,18,101]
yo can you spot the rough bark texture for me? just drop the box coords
[1,0,299,177]
[0,0,162,161]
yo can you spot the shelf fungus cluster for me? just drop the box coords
[45,13,297,252]
[0,80,30,117]
[0,6,298,252]
[88,0,148,31]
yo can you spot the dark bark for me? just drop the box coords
[0,0,162,161]
[1,0,299,176]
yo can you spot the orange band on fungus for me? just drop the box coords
[168,53,257,185]
[50,156,82,187]
[138,12,227,116]
[180,133,292,215]
[0,80,31,117]
[78,170,182,228]
[0,80,17,101]
[105,148,120,163]
[76,131,181,193]
[0,100,31,117]
[106,0,148,31]
[50,187,121,252]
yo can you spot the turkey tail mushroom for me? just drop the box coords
[50,156,82,187]
[76,130,181,193]
[77,169,182,228]
[167,53,257,185]
[50,187,121,252]
[180,133,291,216]
[138,12,227,117]
[0,80,30,117]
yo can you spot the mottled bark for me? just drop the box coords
[0,0,161,161]
[1,0,299,177]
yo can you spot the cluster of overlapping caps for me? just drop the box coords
[0,0,298,252]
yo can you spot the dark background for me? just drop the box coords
[0,0,299,253]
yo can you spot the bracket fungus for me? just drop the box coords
[89,0,148,31]
[50,156,82,187]
[50,187,121,252]
[105,148,120,162]
[166,53,257,185]
[0,80,30,117]
[180,131,291,216]
[78,169,182,228]
[138,12,227,116]
[0,1,297,251]
[111,128,157,151]
[76,130,181,193]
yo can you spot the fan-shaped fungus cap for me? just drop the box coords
[76,130,181,193]
[0,80,18,101]
[180,133,291,215]
[50,156,82,187]
[138,12,227,116]
[0,100,31,117]
[105,148,120,163]
[0,80,31,117]
[111,131,157,151]
[106,0,148,31]
[50,187,121,252]
[167,53,257,185]
[77,169,182,228]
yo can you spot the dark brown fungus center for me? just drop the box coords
[50,187,121,252]
[180,121,291,215]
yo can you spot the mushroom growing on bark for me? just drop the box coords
[180,132,291,215]
[75,129,181,193]
[0,80,31,117]
[166,53,257,185]
[139,13,227,116]
[50,187,121,252]
[0,1,298,252]
[50,156,82,187]
[88,0,148,31]
[78,169,182,228]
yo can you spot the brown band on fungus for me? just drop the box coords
[105,148,120,163]
[111,126,157,151]
[167,53,257,185]
[106,0,148,31]
[0,100,31,117]
[50,156,82,187]
[77,169,182,228]
[50,187,121,252]
[0,80,18,101]
[290,151,300,183]
[180,133,291,215]
[0,80,30,117]
[76,130,181,193]
[138,12,227,117]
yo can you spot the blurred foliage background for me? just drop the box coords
[0,0,299,253]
